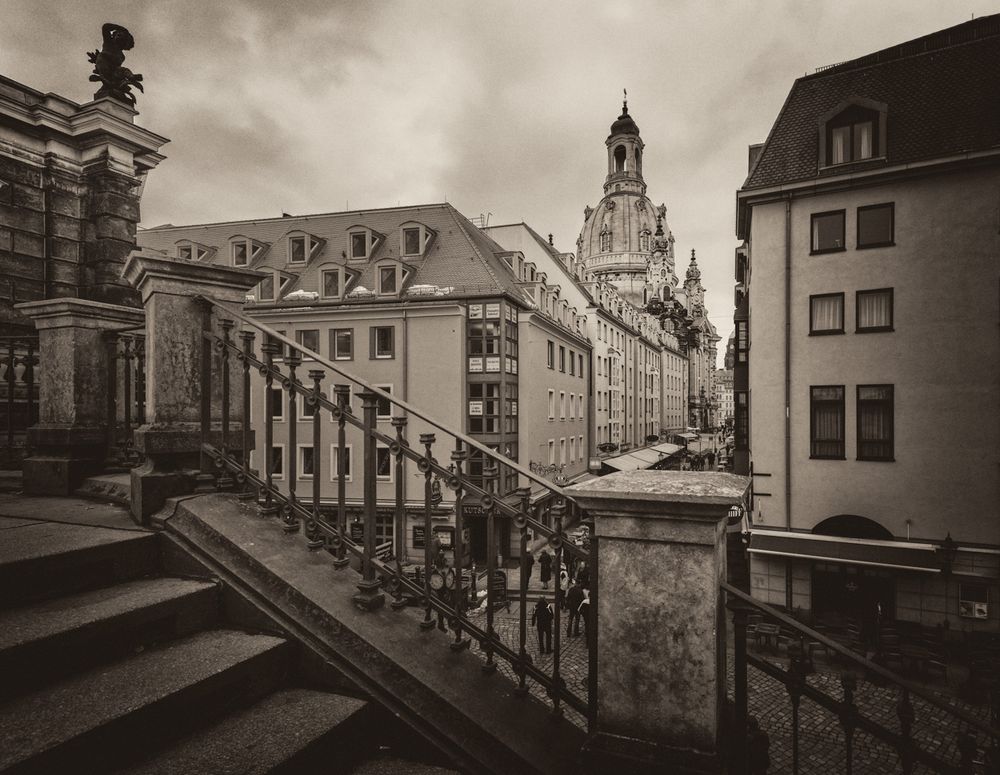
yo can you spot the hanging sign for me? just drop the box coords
[485,303,501,319]
[469,304,483,319]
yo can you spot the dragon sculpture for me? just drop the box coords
[87,23,144,106]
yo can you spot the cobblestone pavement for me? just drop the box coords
[403,598,992,774]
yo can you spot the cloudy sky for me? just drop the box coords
[1,1,988,364]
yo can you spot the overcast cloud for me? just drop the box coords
[1,0,988,364]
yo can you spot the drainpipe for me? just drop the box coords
[400,308,409,563]
[784,197,793,612]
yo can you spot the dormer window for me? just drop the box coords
[379,265,397,295]
[403,228,421,256]
[289,236,307,263]
[348,228,377,261]
[822,102,886,167]
[176,241,213,262]
[321,267,341,299]
[233,241,248,266]
[230,237,267,268]
[400,223,433,257]
[257,274,275,302]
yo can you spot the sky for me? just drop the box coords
[1,0,991,366]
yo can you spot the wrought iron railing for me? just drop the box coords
[724,582,999,774]
[105,328,146,469]
[0,335,39,469]
[195,296,596,727]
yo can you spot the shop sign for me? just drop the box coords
[469,304,483,319]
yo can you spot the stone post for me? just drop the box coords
[565,470,751,774]
[14,298,143,495]
[121,249,263,522]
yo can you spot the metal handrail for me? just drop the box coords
[198,295,576,501]
[723,581,999,738]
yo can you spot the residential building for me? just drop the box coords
[714,368,734,429]
[138,203,590,565]
[735,16,1000,632]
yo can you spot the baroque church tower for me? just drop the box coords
[577,96,675,307]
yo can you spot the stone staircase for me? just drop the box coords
[0,510,458,775]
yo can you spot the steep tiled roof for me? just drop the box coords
[137,203,531,305]
[744,14,1000,190]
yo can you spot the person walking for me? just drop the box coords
[523,547,534,586]
[578,588,592,644]
[531,597,554,654]
[566,580,585,636]
[558,563,570,607]
[539,549,552,589]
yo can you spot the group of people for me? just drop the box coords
[526,529,593,655]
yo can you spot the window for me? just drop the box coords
[468,383,500,433]
[371,326,394,359]
[178,245,193,260]
[295,329,319,356]
[736,321,749,363]
[378,265,397,295]
[827,106,878,165]
[579,354,584,377]
[857,204,894,248]
[322,269,340,299]
[640,230,650,251]
[810,386,845,459]
[298,445,315,479]
[298,390,324,421]
[232,240,248,267]
[959,583,989,619]
[374,385,393,420]
[855,289,894,333]
[600,227,611,252]
[330,328,353,360]
[350,232,369,260]
[811,211,845,254]
[330,443,352,482]
[403,227,421,256]
[548,389,555,419]
[569,351,575,376]
[269,385,285,421]
[289,236,307,264]
[614,145,626,173]
[548,439,555,465]
[268,444,285,480]
[559,438,566,465]
[258,274,275,302]
[547,341,554,369]
[809,293,844,335]
[376,445,393,481]
[857,385,893,461]
[559,346,565,372]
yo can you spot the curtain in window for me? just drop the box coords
[831,126,849,164]
[858,291,890,329]
[811,387,843,457]
[857,121,873,159]
[811,296,843,332]
[858,386,892,459]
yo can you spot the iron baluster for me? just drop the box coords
[306,369,324,549]
[514,486,531,697]
[332,384,350,568]
[449,441,470,651]
[550,500,565,718]
[353,390,384,611]
[217,320,234,490]
[282,350,301,532]
[5,340,14,455]
[259,341,279,517]
[121,334,134,463]
[482,463,498,674]
[237,331,255,500]
[418,433,436,631]
[392,416,407,565]
[788,653,806,774]
[134,335,145,426]
[841,671,857,775]
[732,605,749,775]
[896,688,915,774]
[104,334,119,467]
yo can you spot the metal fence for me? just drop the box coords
[0,335,39,469]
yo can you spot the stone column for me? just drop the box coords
[565,470,751,774]
[121,249,263,522]
[15,298,144,494]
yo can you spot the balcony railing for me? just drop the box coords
[0,335,39,468]
[724,582,999,774]
[105,328,146,469]
[195,296,596,727]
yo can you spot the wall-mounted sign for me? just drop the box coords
[469,400,483,416]
[469,304,483,319]
[468,357,483,373]
[433,525,454,547]
[412,524,426,548]
[485,357,501,373]
[485,303,501,319]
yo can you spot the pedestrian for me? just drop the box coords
[747,715,770,775]
[706,450,715,468]
[523,547,534,584]
[531,597,554,654]
[566,580,585,636]
[431,549,450,633]
[578,588,592,642]
[575,561,590,590]
[558,563,570,606]
[539,549,552,589]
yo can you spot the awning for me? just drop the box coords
[677,433,698,441]
[601,442,684,472]
[749,530,941,573]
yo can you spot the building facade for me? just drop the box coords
[736,16,1000,633]
[138,203,590,566]
[714,368,733,430]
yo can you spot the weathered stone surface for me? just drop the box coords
[49,212,82,241]
[13,230,44,259]
[93,214,135,242]
[50,236,82,261]
[48,190,83,218]
[0,203,43,233]
[11,183,44,212]
[0,156,42,187]
[90,190,139,222]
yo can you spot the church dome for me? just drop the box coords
[609,104,639,137]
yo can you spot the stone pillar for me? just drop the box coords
[565,470,751,774]
[121,249,263,522]
[15,298,144,494]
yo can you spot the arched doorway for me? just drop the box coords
[811,515,895,640]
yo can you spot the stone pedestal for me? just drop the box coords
[121,249,264,522]
[14,298,144,495]
[566,471,751,775]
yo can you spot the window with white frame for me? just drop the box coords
[268,444,285,480]
[559,438,566,465]
[377,264,398,295]
[349,230,372,260]
[287,233,321,265]
[330,328,353,360]
[371,326,394,359]
[548,389,555,419]
[321,268,341,299]
[298,445,315,479]
[374,385,393,420]
[376,444,393,481]
[330,443,352,482]
[257,274,275,302]
[232,240,249,267]
[560,391,566,420]
[548,439,555,465]
[269,385,285,421]
[400,224,431,257]
[295,329,320,357]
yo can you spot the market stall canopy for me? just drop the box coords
[749,529,941,573]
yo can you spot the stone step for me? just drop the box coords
[0,628,291,774]
[112,688,372,775]
[348,756,461,775]
[0,520,159,608]
[0,576,220,699]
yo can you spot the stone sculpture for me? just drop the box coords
[87,23,144,105]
